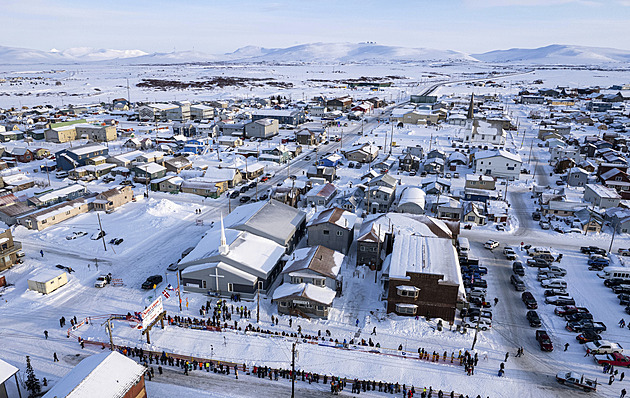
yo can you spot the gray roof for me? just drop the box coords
[224,199,306,246]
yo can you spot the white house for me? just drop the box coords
[473,150,522,181]
[465,120,506,146]
[584,184,621,209]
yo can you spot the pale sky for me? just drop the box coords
[1,0,629,54]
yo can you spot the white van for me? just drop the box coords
[597,267,630,280]
[457,237,470,257]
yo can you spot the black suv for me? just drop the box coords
[605,278,629,288]
[526,310,542,327]
[522,291,538,309]
[142,275,163,289]
[512,261,525,276]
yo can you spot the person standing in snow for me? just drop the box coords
[40,250,44,257]
[504,352,509,361]
[53,353,58,362]
[372,327,377,335]
[44,330,48,339]
[564,343,570,351]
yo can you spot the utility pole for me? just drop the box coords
[101,316,115,351]
[256,283,260,323]
[291,342,296,398]
[375,224,381,283]
[609,220,618,253]
[471,313,481,350]
[176,270,182,311]
[97,213,107,251]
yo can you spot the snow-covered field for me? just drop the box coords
[2,60,630,397]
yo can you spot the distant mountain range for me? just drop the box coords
[1,42,629,65]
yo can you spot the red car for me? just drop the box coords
[554,305,589,317]
[536,330,553,352]
[260,176,269,182]
[593,352,630,367]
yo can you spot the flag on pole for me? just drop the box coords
[161,289,170,299]
[166,284,174,291]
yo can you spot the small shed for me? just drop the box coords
[28,269,68,294]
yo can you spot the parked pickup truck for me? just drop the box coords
[555,305,589,317]
[94,273,112,288]
[585,340,623,355]
[593,352,630,367]
[581,246,606,255]
[556,372,597,392]
[566,320,607,333]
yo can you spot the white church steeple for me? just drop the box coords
[219,213,229,256]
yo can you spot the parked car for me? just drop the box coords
[585,340,623,355]
[94,273,112,288]
[526,310,542,327]
[581,246,606,255]
[576,330,602,344]
[464,308,493,320]
[564,312,593,323]
[536,330,553,351]
[239,196,251,204]
[484,240,499,250]
[593,352,630,367]
[588,257,610,268]
[618,248,630,256]
[512,261,525,276]
[510,274,525,291]
[541,279,567,289]
[504,247,516,260]
[619,293,630,305]
[612,285,630,295]
[66,231,88,240]
[91,230,106,240]
[545,296,576,306]
[141,275,163,289]
[522,292,538,309]
[527,258,550,268]
[239,186,249,193]
[532,212,541,221]
[544,288,570,297]
[555,306,589,317]
[463,317,492,331]
[555,372,597,392]
[566,320,606,333]
[260,176,269,182]
[539,266,567,277]
[605,278,630,288]
[539,220,551,230]
[229,191,240,199]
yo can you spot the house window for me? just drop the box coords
[317,305,324,311]
[292,277,304,284]
[323,230,330,235]
[360,246,366,252]
[227,283,233,292]
[395,304,417,315]
[279,301,287,307]
[467,216,475,221]
[336,231,343,236]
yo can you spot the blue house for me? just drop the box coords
[319,154,343,168]
[55,143,109,171]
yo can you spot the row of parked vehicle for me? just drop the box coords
[458,238,492,331]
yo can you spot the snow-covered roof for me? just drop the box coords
[68,144,108,156]
[135,162,166,174]
[42,351,145,398]
[306,183,337,199]
[308,207,357,229]
[272,283,336,306]
[388,235,463,295]
[2,173,32,186]
[475,149,522,163]
[282,246,343,279]
[586,183,621,199]
[398,186,426,208]
[35,184,85,203]
[180,228,285,279]
[223,199,306,247]
[28,269,66,283]
[0,358,18,385]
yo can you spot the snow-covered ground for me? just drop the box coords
[2,62,630,397]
